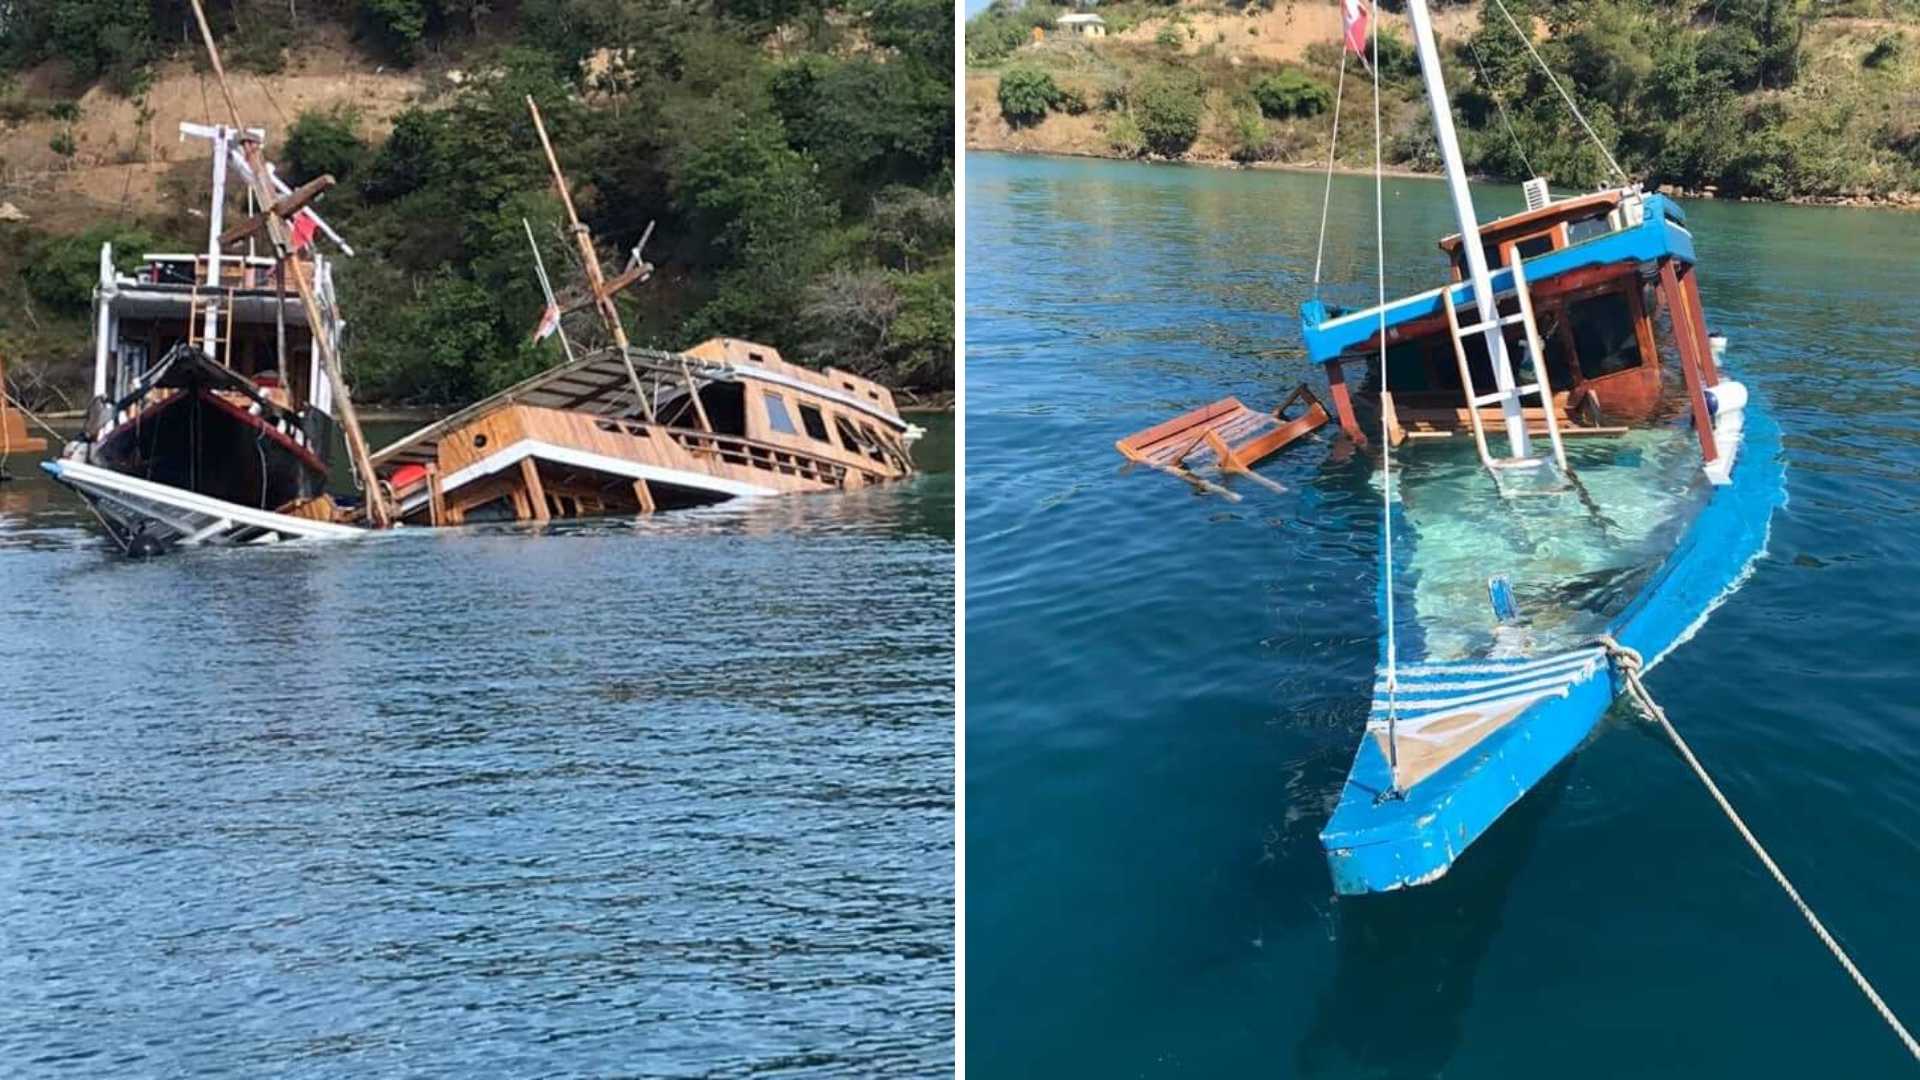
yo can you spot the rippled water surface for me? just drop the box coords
[0,416,953,1077]
[965,152,1920,1077]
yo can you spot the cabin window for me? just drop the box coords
[1510,233,1554,261]
[859,422,890,464]
[763,392,798,435]
[1566,291,1643,380]
[834,415,865,453]
[1567,216,1612,245]
[798,403,830,442]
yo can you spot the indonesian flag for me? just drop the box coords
[531,301,561,343]
[289,209,320,251]
[1343,0,1371,61]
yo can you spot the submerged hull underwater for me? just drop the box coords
[1318,379,1785,894]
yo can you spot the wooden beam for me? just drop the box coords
[632,477,655,514]
[519,456,551,522]
[427,465,446,527]
[1677,265,1721,386]
[1658,259,1719,464]
[219,174,335,247]
[1325,360,1366,445]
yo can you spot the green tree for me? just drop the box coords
[1133,76,1202,157]
[1251,69,1331,119]
[285,106,366,186]
[997,66,1060,125]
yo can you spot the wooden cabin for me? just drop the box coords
[1311,186,1720,456]
[372,337,919,526]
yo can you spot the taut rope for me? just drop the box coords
[1596,635,1920,1063]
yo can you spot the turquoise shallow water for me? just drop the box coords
[964,152,1920,1077]
[0,417,952,1076]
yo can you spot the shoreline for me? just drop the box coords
[964,145,1920,212]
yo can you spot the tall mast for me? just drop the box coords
[1405,0,1531,461]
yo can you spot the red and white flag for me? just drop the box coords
[531,301,561,343]
[1343,0,1371,61]
[289,209,320,251]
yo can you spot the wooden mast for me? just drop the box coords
[184,0,391,527]
[524,96,711,433]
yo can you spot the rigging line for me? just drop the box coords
[1311,48,1351,295]
[1485,0,1629,183]
[1597,636,1920,1064]
[1463,35,1535,178]
[1372,6,1400,790]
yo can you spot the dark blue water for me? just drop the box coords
[0,416,953,1077]
[964,152,1920,1077]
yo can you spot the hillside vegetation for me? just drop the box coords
[0,0,953,411]
[966,0,1920,204]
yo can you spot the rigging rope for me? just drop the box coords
[1596,636,1920,1063]
[1485,0,1630,184]
[1311,49,1351,295]
[1372,9,1401,789]
[1463,35,1535,179]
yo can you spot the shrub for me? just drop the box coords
[965,12,1029,64]
[1155,24,1182,48]
[1227,106,1269,162]
[1864,34,1901,70]
[284,106,367,186]
[23,225,158,315]
[1133,76,1203,156]
[1106,112,1145,156]
[1251,69,1332,119]
[998,66,1060,125]
[360,0,431,63]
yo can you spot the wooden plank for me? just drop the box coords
[1115,398,1243,455]
[219,175,335,247]
[1658,259,1719,464]
[1678,265,1721,385]
[519,456,551,522]
[427,465,446,526]
[1324,361,1365,445]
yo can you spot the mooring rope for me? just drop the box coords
[1485,0,1629,184]
[1310,48,1350,295]
[1463,35,1535,179]
[1596,635,1920,1063]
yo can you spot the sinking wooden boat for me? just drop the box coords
[1304,1,1784,893]
[0,352,49,465]
[371,337,918,524]
[42,119,367,552]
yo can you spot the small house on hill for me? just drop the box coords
[1055,12,1107,38]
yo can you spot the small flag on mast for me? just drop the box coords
[532,301,561,343]
[1343,0,1371,62]
[289,209,320,251]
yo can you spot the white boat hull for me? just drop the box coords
[43,458,363,550]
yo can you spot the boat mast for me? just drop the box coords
[1404,0,1531,461]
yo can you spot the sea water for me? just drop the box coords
[0,417,953,1076]
[966,152,1920,1077]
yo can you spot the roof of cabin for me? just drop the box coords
[1300,192,1694,364]
[370,338,907,470]
[1436,189,1625,255]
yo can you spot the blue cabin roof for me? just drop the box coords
[1299,193,1696,365]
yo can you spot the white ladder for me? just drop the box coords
[1440,254,1569,485]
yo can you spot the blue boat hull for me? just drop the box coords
[1319,381,1785,894]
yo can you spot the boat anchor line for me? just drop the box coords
[1596,635,1920,1064]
